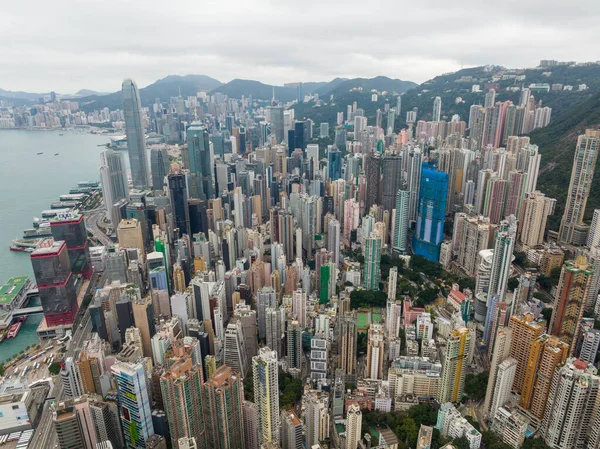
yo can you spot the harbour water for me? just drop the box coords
[0,129,109,360]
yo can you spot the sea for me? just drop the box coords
[0,129,110,362]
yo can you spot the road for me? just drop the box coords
[85,210,114,248]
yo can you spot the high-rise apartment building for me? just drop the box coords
[160,358,207,448]
[337,314,357,380]
[203,365,245,449]
[281,410,303,449]
[519,191,553,247]
[542,359,600,449]
[122,79,150,189]
[550,257,593,353]
[366,324,385,379]
[286,320,303,374]
[438,327,471,403]
[559,130,600,244]
[520,334,568,419]
[303,390,330,447]
[432,96,442,122]
[393,185,410,254]
[484,327,512,417]
[252,347,280,446]
[346,404,362,449]
[488,358,517,420]
[224,320,248,377]
[508,313,545,392]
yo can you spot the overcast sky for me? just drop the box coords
[1,0,599,93]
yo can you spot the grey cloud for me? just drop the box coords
[0,0,599,92]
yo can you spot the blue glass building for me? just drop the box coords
[328,148,342,181]
[412,163,448,262]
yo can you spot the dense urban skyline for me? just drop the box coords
[2,0,600,92]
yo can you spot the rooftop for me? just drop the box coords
[0,277,29,305]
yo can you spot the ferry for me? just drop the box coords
[9,246,33,253]
[54,153,59,156]
[10,238,43,252]
[23,227,52,239]
[7,321,22,338]
[36,152,43,155]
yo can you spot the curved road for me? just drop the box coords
[85,211,114,248]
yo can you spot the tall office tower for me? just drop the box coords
[186,124,214,201]
[559,130,600,244]
[224,320,248,377]
[257,287,277,341]
[168,172,191,238]
[112,361,154,448]
[50,211,92,279]
[337,314,357,380]
[346,404,363,449]
[452,213,493,276]
[31,240,78,326]
[406,147,423,222]
[542,359,600,449]
[468,105,486,151]
[520,334,569,419]
[327,219,341,266]
[508,313,545,392]
[363,232,382,290]
[286,320,303,373]
[484,89,496,108]
[122,79,150,189]
[132,295,156,357]
[269,106,285,143]
[387,108,396,134]
[381,155,403,213]
[484,327,512,416]
[281,410,303,449]
[393,185,410,254]
[413,163,448,262]
[366,324,385,379]
[53,397,98,449]
[328,147,342,181]
[89,397,125,449]
[117,218,145,255]
[203,365,245,449]
[252,347,280,446]
[432,96,442,121]
[304,390,330,446]
[100,149,130,225]
[519,191,553,247]
[488,216,517,301]
[438,327,471,403]
[365,155,381,212]
[550,257,593,352]
[265,307,284,358]
[161,358,207,449]
[60,357,83,398]
[150,147,170,191]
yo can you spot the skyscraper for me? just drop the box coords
[304,390,330,446]
[50,211,92,278]
[432,96,442,122]
[168,172,191,238]
[488,358,517,420]
[366,324,385,379]
[286,320,303,374]
[160,358,207,448]
[438,327,471,403]
[365,155,381,212]
[392,185,410,254]
[508,313,545,392]
[187,124,214,201]
[281,410,303,449]
[413,163,448,262]
[483,327,512,417]
[381,155,403,213]
[224,320,248,377]
[327,218,341,266]
[550,257,593,352]
[337,313,357,380]
[328,147,342,181]
[53,397,98,449]
[252,347,280,446]
[269,106,285,143]
[559,130,600,244]
[488,216,517,301]
[542,358,600,449]
[203,365,245,449]
[150,147,170,191]
[112,361,154,449]
[363,232,382,290]
[519,191,553,247]
[346,404,362,449]
[100,149,130,225]
[122,79,150,189]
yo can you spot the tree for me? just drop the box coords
[507,277,519,291]
[463,372,489,401]
[541,308,553,326]
[48,362,62,376]
[350,289,387,309]
[522,437,553,449]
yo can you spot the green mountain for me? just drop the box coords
[210,79,296,102]
[77,74,223,112]
[326,76,417,98]
[532,91,600,230]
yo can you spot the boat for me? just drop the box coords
[59,134,64,136]
[7,321,22,338]
[54,153,59,156]
[36,152,43,155]
[12,238,42,249]
[23,228,52,239]
[9,246,34,253]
